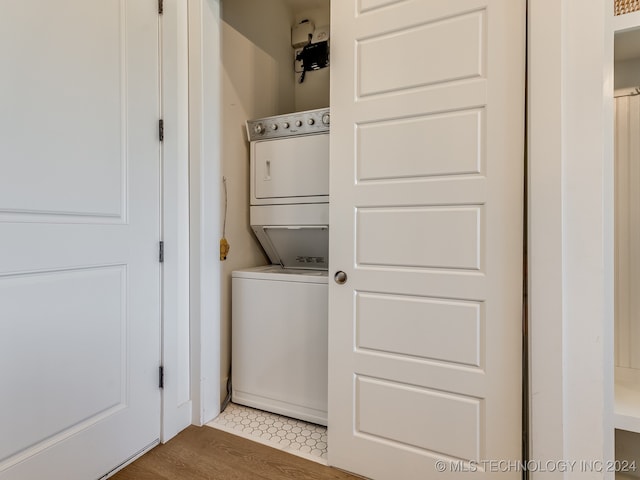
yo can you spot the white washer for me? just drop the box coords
[231,265,328,425]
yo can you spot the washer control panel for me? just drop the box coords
[247,108,330,141]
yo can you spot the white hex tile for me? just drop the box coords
[207,403,328,464]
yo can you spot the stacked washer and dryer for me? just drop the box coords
[231,108,330,426]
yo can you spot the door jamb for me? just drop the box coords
[186,0,222,427]
[160,0,195,441]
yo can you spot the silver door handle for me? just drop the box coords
[264,159,271,180]
[334,271,347,285]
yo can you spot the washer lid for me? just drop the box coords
[253,225,329,270]
[232,265,328,283]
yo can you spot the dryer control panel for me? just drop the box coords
[246,108,329,141]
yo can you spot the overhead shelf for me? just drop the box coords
[615,367,640,433]
[614,9,640,33]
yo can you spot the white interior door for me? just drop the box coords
[0,1,162,479]
[328,1,525,478]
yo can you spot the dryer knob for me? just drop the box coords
[283,122,290,129]
[295,120,303,127]
[322,113,330,125]
[254,123,265,135]
[271,124,278,131]
[307,118,315,125]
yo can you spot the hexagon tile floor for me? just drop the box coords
[206,402,328,464]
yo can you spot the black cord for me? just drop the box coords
[221,370,232,411]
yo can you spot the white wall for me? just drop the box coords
[615,58,640,90]
[219,0,294,404]
[293,6,330,111]
[222,0,295,115]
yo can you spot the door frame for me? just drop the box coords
[102,0,220,448]
[527,0,615,470]
[159,0,222,437]
[185,0,618,468]
[186,0,223,427]
[160,0,195,441]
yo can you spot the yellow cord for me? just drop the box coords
[220,176,230,260]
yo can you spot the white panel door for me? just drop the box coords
[328,1,525,479]
[0,1,161,479]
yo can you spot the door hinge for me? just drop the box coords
[158,119,164,142]
[159,241,164,263]
[158,0,163,15]
[159,366,164,389]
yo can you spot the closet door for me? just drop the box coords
[328,1,525,478]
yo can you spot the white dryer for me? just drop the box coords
[232,108,330,425]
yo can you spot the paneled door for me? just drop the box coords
[328,1,525,478]
[0,1,162,479]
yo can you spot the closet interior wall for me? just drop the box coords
[219,0,330,405]
[614,21,640,474]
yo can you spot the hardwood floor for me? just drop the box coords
[111,426,362,480]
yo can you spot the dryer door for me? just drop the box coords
[252,134,329,205]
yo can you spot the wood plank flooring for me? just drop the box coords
[111,426,362,480]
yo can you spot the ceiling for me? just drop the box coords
[284,0,329,13]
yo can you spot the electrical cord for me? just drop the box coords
[220,176,230,260]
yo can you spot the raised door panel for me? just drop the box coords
[357,10,485,97]
[0,1,128,220]
[0,267,126,461]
